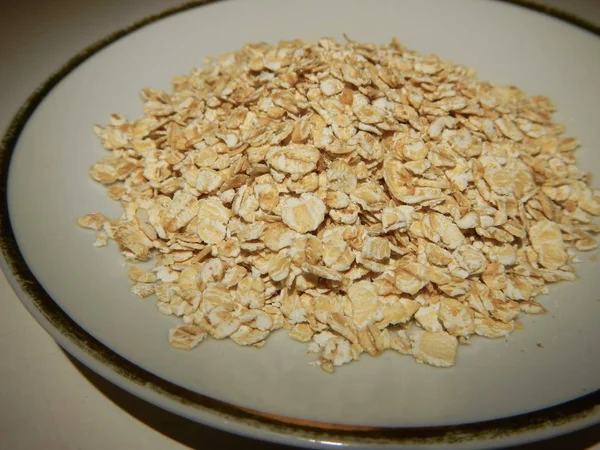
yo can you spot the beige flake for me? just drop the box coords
[394,260,429,295]
[381,206,414,232]
[128,266,157,283]
[164,191,199,232]
[196,218,226,244]
[320,78,344,97]
[474,317,515,338]
[428,213,465,249]
[409,328,458,367]
[281,194,327,233]
[93,232,109,247]
[290,235,323,266]
[453,245,487,275]
[266,146,320,176]
[347,280,382,329]
[414,303,443,333]
[377,297,419,328]
[130,282,156,298]
[362,237,391,261]
[289,323,314,342]
[519,300,547,315]
[303,263,343,282]
[268,250,292,282]
[169,324,208,350]
[77,213,108,231]
[322,241,355,272]
[230,326,270,346]
[438,298,475,337]
[357,325,386,356]
[529,220,568,270]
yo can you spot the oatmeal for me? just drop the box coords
[78,37,599,371]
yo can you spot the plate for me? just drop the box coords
[1,0,599,448]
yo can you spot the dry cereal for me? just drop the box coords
[80,37,599,371]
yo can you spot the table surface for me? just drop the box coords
[1,1,599,449]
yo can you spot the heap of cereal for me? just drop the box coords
[78,38,599,371]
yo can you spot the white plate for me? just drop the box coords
[1,0,599,448]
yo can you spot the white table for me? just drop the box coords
[1,1,599,448]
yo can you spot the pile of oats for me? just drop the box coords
[78,38,599,371]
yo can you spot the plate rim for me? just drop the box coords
[1,0,599,447]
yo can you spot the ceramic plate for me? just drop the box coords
[1,0,599,448]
